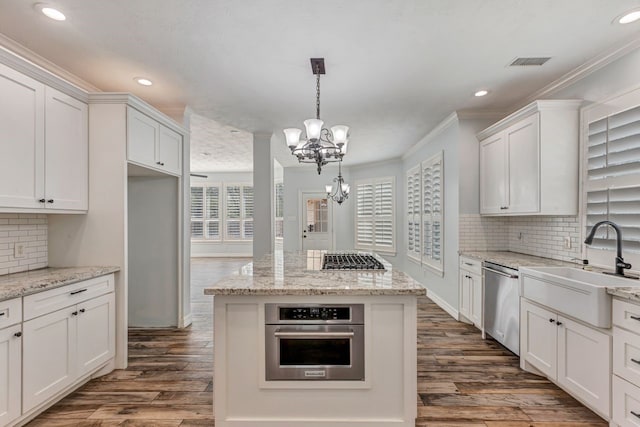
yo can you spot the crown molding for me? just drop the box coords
[402,112,459,160]
[456,109,509,120]
[0,33,99,101]
[476,99,582,140]
[515,35,640,110]
[89,93,188,135]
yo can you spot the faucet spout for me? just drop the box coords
[584,220,634,277]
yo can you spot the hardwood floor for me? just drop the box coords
[27,258,607,426]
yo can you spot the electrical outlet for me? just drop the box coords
[14,242,26,259]
[564,235,572,249]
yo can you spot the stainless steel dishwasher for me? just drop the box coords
[483,261,520,356]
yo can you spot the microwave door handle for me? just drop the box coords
[274,331,355,338]
[482,266,518,279]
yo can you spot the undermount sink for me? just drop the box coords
[519,266,640,328]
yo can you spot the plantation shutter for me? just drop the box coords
[226,185,242,239]
[275,182,284,238]
[355,178,395,252]
[374,180,394,249]
[586,106,640,253]
[422,152,444,273]
[205,186,220,240]
[242,186,254,239]
[406,166,421,261]
[356,183,374,247]
[190,186,204,238]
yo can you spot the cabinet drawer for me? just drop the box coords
[614,299,640,334]
[23,274,114,321]
[459,256,482,275]
[0,297,22,328]
[613,375,640,427]
[615,327,640,386]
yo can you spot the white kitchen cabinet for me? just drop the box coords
[22,274,115,413]
[0,62,88,212]
[458,256,483,329]
[521,298,611,418]
[44,87,89,210]
[0,324,21,426]
[613,299,640,427]
[0,62,45,210]
[477,100,581,216]
[127,107,182,175]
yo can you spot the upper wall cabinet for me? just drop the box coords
[0,63,88,213]
[127,107,182,176]
[477,100,581,216]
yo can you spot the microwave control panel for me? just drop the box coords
[279,306,350,321]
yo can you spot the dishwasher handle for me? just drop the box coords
[482,266,518,279]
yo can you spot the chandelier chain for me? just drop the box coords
[315,66,321,120]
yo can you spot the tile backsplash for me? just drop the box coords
[0,214,48,275]
[460,214,581,262]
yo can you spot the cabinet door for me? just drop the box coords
[158,125,182,175]
[521,300,557,378]
[127,107,159,168]
[470,272,483,327]
[459,271,471,320]
[479,133,507,214]
[0,63,45,209]
[44,87,88,210]
[0,324,21,426]
[77,293,115,377]
[506,113,540,213]
[557,315,610,418]
[23,307,77,412]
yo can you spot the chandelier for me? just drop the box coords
[284,58,349,175]
[325,161,350,205]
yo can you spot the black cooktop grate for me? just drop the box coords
[322,253,385,270]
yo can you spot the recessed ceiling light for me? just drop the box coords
[474,90,489,97]
[134,77,153,86]
[618,9,640,24]
[36,4,66,21]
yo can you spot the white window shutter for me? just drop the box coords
[422,152,444,274]
[355,178,395,252]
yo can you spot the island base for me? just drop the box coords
[212,294,417,426]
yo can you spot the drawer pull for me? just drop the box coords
[632,410,640,419]
[0,312,5,317]
[464,262,475,266]
[631,358,640,365]
[70,289,87,295]
[631,315,640,321]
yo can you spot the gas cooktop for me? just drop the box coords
[321,253,386,271]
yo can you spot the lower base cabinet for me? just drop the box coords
[613,376,640,427]
[0,324,21,426]
[23,291,115,413]
[521,298,611,418]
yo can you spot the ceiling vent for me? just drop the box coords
[510,57,551,66]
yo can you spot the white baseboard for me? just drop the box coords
[181,313,193,328]
[190,253,252,258]
[425,288,459,320]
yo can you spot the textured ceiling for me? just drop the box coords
[190,113,253,173]
[0,0,639,171]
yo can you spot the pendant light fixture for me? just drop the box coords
[326,161,350,205]
[284,58,349,174]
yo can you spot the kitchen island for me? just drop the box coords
[204,251,426,427]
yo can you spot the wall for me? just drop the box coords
[282,165,353,252]
[190,171,253,257]
[0,213,47,275]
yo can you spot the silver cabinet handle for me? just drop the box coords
[274,331,354,338]
[463,262,475,266]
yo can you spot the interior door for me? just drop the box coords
[301,193,332,250]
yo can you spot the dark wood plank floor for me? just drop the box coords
[28,258,607,426]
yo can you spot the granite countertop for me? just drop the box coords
[0,266,120,301]
[460,250,578,270]
[204,251,426,296]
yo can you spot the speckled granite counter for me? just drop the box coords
[607,287,640,302]
[460,250,577,269]
[204,251,426,296]
[0,266,120,301]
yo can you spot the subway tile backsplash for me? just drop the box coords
[460,214,581,262]
[0,213,48,275]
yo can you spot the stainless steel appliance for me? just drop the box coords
[321,253,385,270]
[265,303,364,380]
[483,262,520,355]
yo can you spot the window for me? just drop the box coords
[275,182,284,238]
[355,177,395,253]
[585,103,640,254]
[405,151,444,274]
[422,152,444,273]
[190,182,252,242]
[406,165,421,262]
[225,184,253,240]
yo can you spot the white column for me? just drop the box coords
[253,132,274,260]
